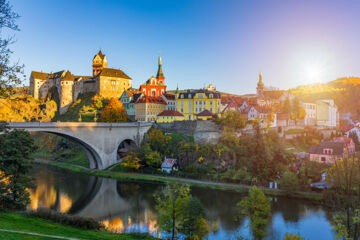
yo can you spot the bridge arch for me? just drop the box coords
[41,131,103,169]
[117,139,136,160]
[8,122,153,170]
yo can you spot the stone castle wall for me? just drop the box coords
[156,120,222,144]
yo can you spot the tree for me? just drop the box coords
[238,186,271,240]
[0,128,37,209]
[0,0,24,98]
[154,183,191,240]
[279,170,299,194]
[121,151,141,170]
[216,110,246,131]
[100,98,127,122]
[180,197,209,240]
[349,131,360,151]
[39,99,57,122]
[326,156,360,239]
[282,97,291,114]
[148,128,172,156]
[142,144,162,169]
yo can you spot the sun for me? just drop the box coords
[304,63,323,83]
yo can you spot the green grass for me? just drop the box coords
[0,212,158,240]
[56,148,89,168]
[284,128,305,135]
[0,231,56,240]
[53,92,96,122]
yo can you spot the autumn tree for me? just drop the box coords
[238,186,271,240]
[121,151,141,170]
[282,97,291,114]
[148,128,172,156]
[100,98,127,122]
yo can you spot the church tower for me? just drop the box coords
[256,72,264,98]
[156,56,165,84]
[92,50,107,76]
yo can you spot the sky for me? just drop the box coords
[6,0,360,94]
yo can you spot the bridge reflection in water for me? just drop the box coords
[28,164,336,240]
[28,165,162,237]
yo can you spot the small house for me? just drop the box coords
[161,158,178,173]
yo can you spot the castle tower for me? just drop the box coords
[156,56,165,84]
[256,72,264,98]
[59,70,74,114]
[92,50,107,76]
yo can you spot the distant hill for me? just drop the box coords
[290,77,360,119]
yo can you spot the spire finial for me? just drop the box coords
[259,71,263,82]
[158,55,162,65]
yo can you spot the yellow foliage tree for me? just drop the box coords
[100,98,127,122]
[0,95,57,122]
[121,152,141,170]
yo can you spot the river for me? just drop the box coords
[28,164,335,240]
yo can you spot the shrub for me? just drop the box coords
[27,208,103,230]
[279,170,299,193]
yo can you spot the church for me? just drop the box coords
[29,51,132,114]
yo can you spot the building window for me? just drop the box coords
[181,101,184,113]
[188,101,192,113]
[188,115,191,120]
[198,94,203,98]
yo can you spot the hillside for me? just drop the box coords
[52,92,97,122]
[290,77,360,119]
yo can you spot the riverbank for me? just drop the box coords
[36,160,323,202]
[0,212,158,240]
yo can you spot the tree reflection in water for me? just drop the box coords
[29,164,335,239]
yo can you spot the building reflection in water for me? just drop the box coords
[28,165,335,240]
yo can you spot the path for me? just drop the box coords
[0,228,80,240]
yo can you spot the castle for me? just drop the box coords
[29,51,132,114]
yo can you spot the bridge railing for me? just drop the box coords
[7,122,154,128]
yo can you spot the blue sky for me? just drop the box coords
[8,0,360,94]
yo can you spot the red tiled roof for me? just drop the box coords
[136,96,167,104]
[157,110,184,117]
[197,109,215,117]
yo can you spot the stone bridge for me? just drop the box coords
[8,122,153,169]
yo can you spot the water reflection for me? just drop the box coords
[29,164,335,239]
